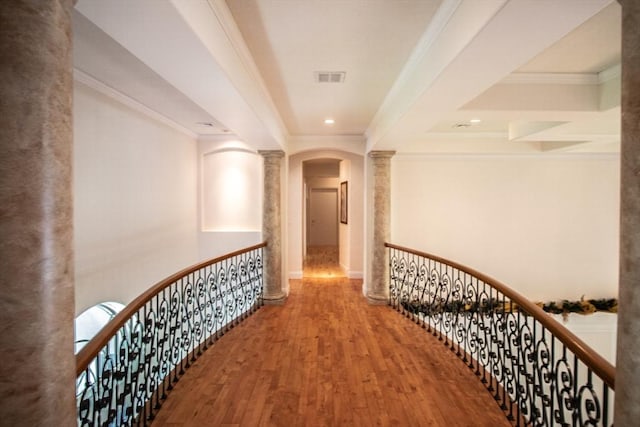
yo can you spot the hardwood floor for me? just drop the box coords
[151,247,511,426]
[303,246,344,278]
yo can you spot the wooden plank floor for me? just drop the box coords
[151,247,511,427]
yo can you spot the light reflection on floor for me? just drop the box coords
[303,245,345,278]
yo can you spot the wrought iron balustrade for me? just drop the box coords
[386,243,615,427]
[75,243,266,426]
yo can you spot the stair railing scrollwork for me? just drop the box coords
[386,243,615,427]
[75,243,267,426]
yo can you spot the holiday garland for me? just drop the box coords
[535,297,618,320]
[400,296,618,321]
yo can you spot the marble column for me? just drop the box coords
[259,150,286,304]
[367,151,396,304]
[615,1,640,425]
[0,1,76,425]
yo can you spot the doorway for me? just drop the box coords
[305,188,342,277]
[302,158,343,277]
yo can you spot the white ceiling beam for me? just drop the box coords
[366,0,614,151]
[181,0,289,145]
[75,0,287,150]
[365,0,508,151]
[463,83,600,112]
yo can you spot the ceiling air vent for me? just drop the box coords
[315,71,346,83]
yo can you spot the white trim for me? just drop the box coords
[202,147,258,157]
[394,0,463,82]
[367,0,463,139]
[206,0,290,145]
[74,69,198,138]
[598,64,621,84]
[394,152,620,160]
[424,132,509,140]
[499,64,622,86]
[289,271,303,279]
[289,135,366,145]
[348,271,364,279]
[502,72,599,86]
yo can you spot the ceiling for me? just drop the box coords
[226,0,442,137]
[73,0,621,155]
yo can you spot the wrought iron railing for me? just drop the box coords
[75,243,266,426]
[386,243,615,427]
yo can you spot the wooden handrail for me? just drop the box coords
[385,242,616,390]
[76,242,267,377]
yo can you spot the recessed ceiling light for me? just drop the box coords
[324,118,335,125]
[470,118,482,124]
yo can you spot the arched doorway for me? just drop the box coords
[304,159,342,277]
[287,150,364,281]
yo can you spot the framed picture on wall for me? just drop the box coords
[340,181,348,224]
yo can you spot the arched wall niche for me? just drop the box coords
[201,148,261,231]
[198,137,263,260]
[288,149,364,279]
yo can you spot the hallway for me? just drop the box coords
[150,248,511,426]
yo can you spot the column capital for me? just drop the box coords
[258,150,285,159]
[368,150,396,159]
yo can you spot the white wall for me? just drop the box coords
[391,153,619,301]
[339,160,350,271]
[552,313,617,365]
[74,82,199,314]
[340,158,364,278]
[201,150,261,232]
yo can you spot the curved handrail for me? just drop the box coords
[75,242,267,426]
[385,243,615,390]
[76,242,267,376]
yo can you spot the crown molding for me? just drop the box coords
[502,72,599,85]
[289,135,366,145]
[366,0,464,143]
[392,0,463,86]
[206,0,290,144]
[598,64,621,83]
[395,151,620,159]
[501,64,621,86]
[424,131,509,140]
[73,69,198,139]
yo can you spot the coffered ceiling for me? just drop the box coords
[73,0,621,154]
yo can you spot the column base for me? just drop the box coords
[366,294,388,305]
[263,293,287,305]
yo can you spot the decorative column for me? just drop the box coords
[367,151,396,304]
[615,1,640,424]
[259,150,286,304]
[0,1,76,425]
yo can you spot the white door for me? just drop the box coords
[308,189,338,246]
